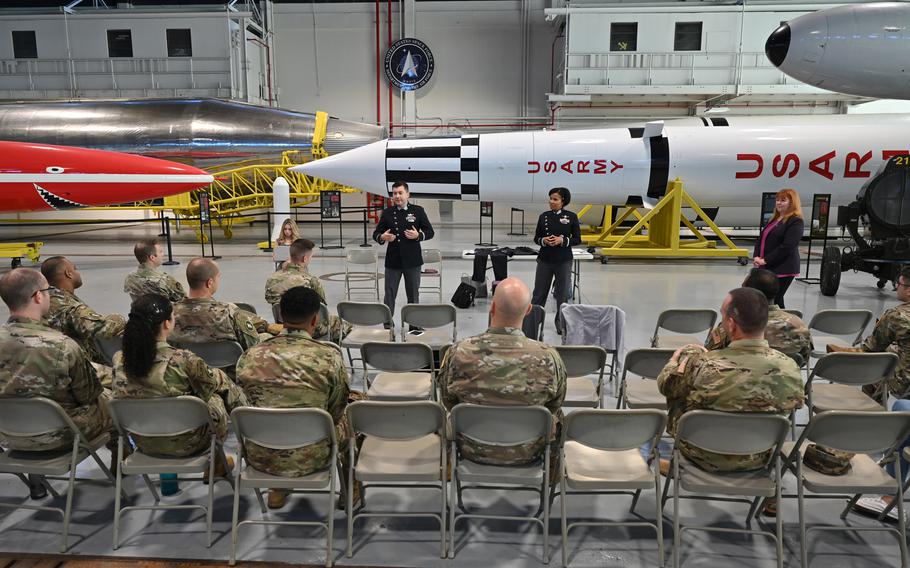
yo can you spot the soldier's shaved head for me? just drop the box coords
[40,256,69,285]
[186,257,220,290]
[289,238,316,262]
[0,268,47,312]
[490,277,532,327]
[723,287,769,337]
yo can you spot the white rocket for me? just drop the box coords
[291,114,910,212]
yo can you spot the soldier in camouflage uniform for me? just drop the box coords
[170,258,280,352]
[658,287,804,473]
[123,238,186,303]
[40,256,125,380]
[113,294,247,464]
[706,268,812,365]
[439,277,567,467]
[237,286,353,509]
[0,268,114,499]
[264,238,350,341]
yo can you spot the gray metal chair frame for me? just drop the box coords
[783,308,804,319]
[448,404,553,562]
[400,303,457,348]
[558,409,667,566]
[230,407,338,567]
[337,301,395,368]
[346,401,447,558]
[805,352,896,415]
[95,335,123,366]
[559,304,623,392]
[173,340,244,369]
[776,411,910,568]
[807,309,874,358]
[109,396,233,550]
[555,345,608,409]
[234,302,257,315]
[616,348,676,410]
[650,309,717,348]
[361,342,436,401]
[344,248,380,301]
[660,411,790,568]
[0,397,118,552]
[420,249,443,302]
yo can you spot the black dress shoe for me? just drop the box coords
[28,475,47,500]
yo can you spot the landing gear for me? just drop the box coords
[820,246,842,296]
[737,257,749,266]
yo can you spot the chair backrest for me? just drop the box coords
[783,308,803,319]
[109,396,211,438]
[810,352,898,385]
[554,345,607,378]
[401,303,456,329]
[234,302,257,315]
[231,407,336,451]
[337,301,392,327]
[272,303,282,324]
[450,404,551,447]
[362,341,434,373]
[175,340,244,368]
[800,411,910,456]
[655,308,717,335]
[422,249,442,264]
[347,400,445,439]
[807,309,873,341]
[564,409,667,451]
[623,348,676,379]
[95,335,123,366]
[676,410,789,460]
[346,248,378,266]
[0,397,78,441]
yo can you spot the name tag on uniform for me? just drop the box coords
[406,213,416,223]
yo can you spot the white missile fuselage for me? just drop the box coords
[294,114,910,212]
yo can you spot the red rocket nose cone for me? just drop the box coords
[766,23,791,68]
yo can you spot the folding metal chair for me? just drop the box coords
[346,401,447,558]
[616,348,676,410]
[401,303,457,350]
[173,340,244,369]
[560,304,625,392]
[807,309,874,359]
[779,410,910,568]
[662,411,790,568]
[95,335,123,366]
[783,308,804,319]
[0,397,118,552]
[344,248,380,301]
[420,249,443,302]
[650,309,717,349]
[361,341,436,401]
[230,407,338,567]
[558,409,667,566]
[109,396,233,549]
[337,301,394,368]
[806,352,895,415]
[448,404,553,562]
[555,345,608,408]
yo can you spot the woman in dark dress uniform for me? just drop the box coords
[531,187,581,333]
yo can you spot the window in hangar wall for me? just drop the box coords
[167,28,192,57]
[12,30,37,59]
[674,21,703,51]
[107,29,133,58]
[610,22,637,52]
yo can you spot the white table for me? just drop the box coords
[462,248,594,301]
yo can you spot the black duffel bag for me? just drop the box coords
[451,281,477,309]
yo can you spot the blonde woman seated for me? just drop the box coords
[113,294,248,476]
[273,218,300,268]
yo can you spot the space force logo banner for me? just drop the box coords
[385,38,435,91]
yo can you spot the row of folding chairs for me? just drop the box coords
[4,396,908,568]
[343,248,443,302]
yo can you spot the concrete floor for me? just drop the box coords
[0,222,904,567]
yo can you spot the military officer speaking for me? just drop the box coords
[372,181,435,314]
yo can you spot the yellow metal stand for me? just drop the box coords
[586,178,748,260]
[0,241,43,267]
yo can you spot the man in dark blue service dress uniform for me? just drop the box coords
[531,187,581,334]
[373,181,435,314]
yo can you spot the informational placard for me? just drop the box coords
[759,192,777,232]
[198,191,211,224]
[810,194,831,239]
[480,201,494,218]
[320,190,341,219]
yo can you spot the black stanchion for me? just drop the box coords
[508,207,527,236]
[360,209,371,247]
[162,215,179,266]
[264,211,274,252]
[158,212,167,237]
[476,201,497,247]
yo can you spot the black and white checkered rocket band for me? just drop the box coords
[385,135,479,201]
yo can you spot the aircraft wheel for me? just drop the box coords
[223,227,233,239]
[877,280,887,289]
[737,257,749,266]
[10,258,20,269]
[819,246,842,297]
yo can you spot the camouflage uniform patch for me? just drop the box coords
[860,303,910,397]
[0,316,111,451]
[44,287,125,365]
[123,266,186,303]
[236,329,350,477]
[658,340,804,472]
[264,264,351,340]
[439,327,567,466]
[706,305,812,365]
[113,342,247,458]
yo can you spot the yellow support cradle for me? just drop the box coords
[586,178,749,261]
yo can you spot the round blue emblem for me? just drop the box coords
[384,38,435,91]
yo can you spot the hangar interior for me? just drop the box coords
[0,1,908,567]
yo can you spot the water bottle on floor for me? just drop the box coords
[160,473,179,496]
